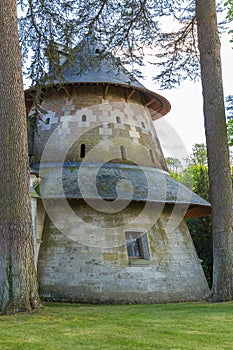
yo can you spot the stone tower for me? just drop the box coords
[26,39,211,303]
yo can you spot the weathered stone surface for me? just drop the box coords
[37,202,210,303]
[31,87,168,169]
[28,39,211,304]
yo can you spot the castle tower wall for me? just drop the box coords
[27,39,211,303]
[38,201,209,303]
[33,86,167,170]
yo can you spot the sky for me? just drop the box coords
[141,32,233,158]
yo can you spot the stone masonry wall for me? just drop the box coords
[31,85,167,170]
[37,200,210,303]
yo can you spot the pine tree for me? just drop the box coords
[0,0,41,313]
[196,0,233,300]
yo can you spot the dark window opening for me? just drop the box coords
[45,117,50,125]
[141,121,145,129]
[125,232,149,259]
[82,114,87,122]
[116,116,121,124]
[80,144,86,158]
[149,149,155,164]
[120,145,126,159]
[125,232,145,259]
[95,48,100,54]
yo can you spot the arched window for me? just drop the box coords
[141,121,145,129]
[116,116,121,124]
[149,149,155,164]
[120,145,126,159]
[45,117,50,125]
[82,114,87,122]
[80,144,86,158]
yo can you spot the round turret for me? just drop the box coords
[26,38,210,304]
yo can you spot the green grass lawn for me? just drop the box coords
[0,302,233,349]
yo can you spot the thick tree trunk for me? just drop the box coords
[0,0,41,313]
[196,0,233,301]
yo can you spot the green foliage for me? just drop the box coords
[193,165,209,200]
[225,0,233,17]
[189,143,208,166]
[186,216,212,287]
[226,97,233,148]
[227,118,233,146]
[167,144,212,287]
[181,163,212,287]
[166,157,182,174]
[1,302,233,349]
[179,163,209,193]
[225,0,233,42]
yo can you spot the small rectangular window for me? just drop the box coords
[80,143,86,158]
[125,231,149,259]
[82,114,87,122]
[120,145,126,159]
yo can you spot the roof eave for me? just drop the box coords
[25,81,171,119]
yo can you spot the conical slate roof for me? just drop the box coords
[31,162,211,218]
[60,38,147,89]
[25,37,171,119]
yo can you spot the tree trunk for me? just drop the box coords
[0,0,41,313]
[196,0,233,301]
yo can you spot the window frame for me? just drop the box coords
[125,231,146,259]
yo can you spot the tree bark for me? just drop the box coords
[0,0,41,313]
[196,0,233,301]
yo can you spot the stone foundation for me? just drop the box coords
[37,200,210,303]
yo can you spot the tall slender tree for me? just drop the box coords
[196,0,233,301]
[0,0,41,313]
